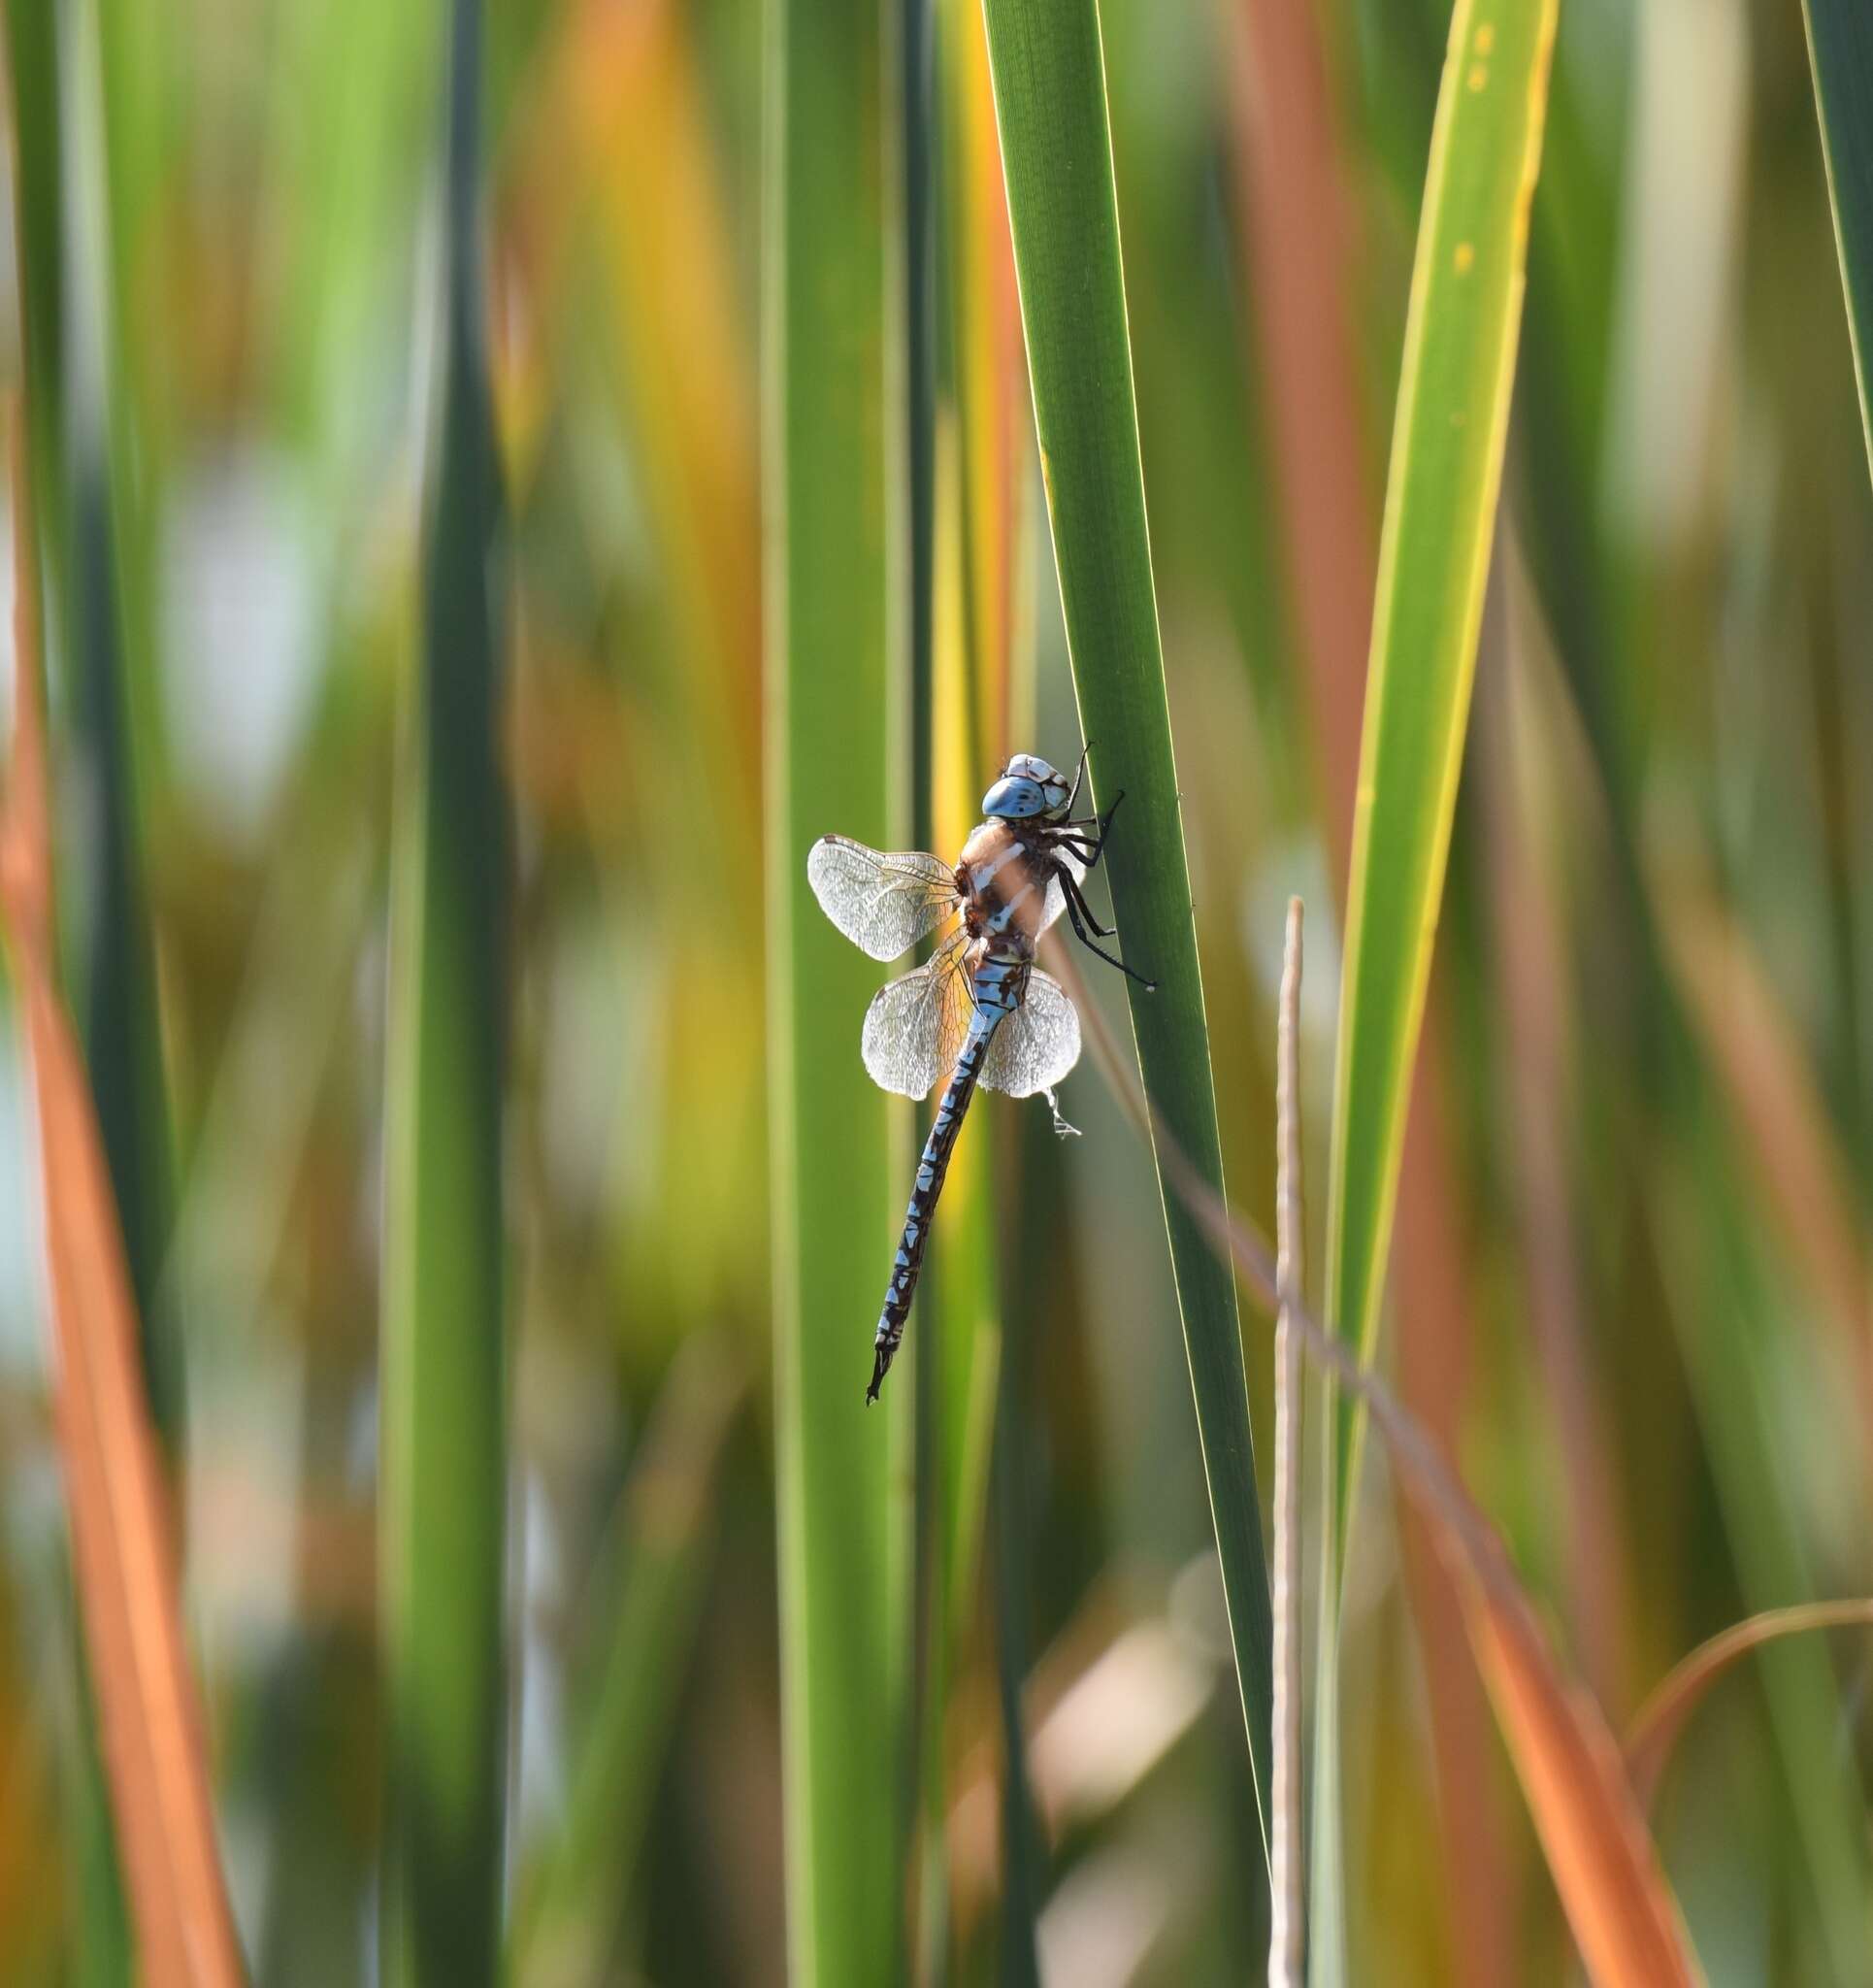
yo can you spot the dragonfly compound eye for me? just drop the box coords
[981,774,1049,819]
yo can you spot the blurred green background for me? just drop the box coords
[2,0,1871,1981]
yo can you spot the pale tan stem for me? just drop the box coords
[1269,898,1306,1988]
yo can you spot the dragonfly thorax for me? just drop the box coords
[958,818,1056,954]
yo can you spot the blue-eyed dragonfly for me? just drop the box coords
[808,749,1153,1402]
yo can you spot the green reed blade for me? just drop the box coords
[1325,0,1558,1532]
[1802,0,1873,480]
[379,4,508,1982]
[1310,0,1557,1970]
[766,1,912,1981]
[7,13,146,1976]
[978,0,1274,1867]
[61,0,182,1453]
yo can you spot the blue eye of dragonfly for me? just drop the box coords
[983,753,1070,820]
[805,749,1156,1402]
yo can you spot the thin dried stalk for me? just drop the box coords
[1269,898,1305,1988]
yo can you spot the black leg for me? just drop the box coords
[1062,878,1155,989]
[1062,742,1092,817]
[1065,788,1127,872]
[1059,868,1117,937]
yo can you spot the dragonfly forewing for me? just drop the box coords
[806,835,960,961]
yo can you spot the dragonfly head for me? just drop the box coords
[983,753,1072,822]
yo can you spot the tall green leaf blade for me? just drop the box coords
[1313,1,1557,1971]
[62,0,182,1451]
[978,0,1274,1864]
[6,14,148,1976]
[1326,0,1558,1514]
[1802,0,1873,477]
[766,1,910,1981]
[379,2,509,1981]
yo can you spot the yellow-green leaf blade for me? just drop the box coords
[1328,0,1559,1501]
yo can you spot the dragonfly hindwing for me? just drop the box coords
[861,937,971,1099]
[979,970,1081,1098]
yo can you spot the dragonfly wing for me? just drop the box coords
[861,935,972,1099]
[808,835,959,960]
[980,969,1081,1098]
[1039,845,1087,936]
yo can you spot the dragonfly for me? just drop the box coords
[807,749,1153,1402]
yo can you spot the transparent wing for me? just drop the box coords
[1039,845,1087,936]
[861,929,972,1099]
[980,969,1081,1098]
[808,835,959,961]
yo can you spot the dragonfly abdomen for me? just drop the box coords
[867,1005,1002,1403]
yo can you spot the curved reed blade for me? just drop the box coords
[978,0,1275,1868]
[1626,1601,1873,1808]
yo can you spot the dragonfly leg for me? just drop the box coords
[1061,871,1155,990]
[1063,741,1093,816]
[1041,1084,1081,1139]
[1058,866,1118,937]
[1058,788,1127,870]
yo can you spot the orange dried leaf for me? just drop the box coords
[3,403,243,1987]
[1451,1542,1699,1987]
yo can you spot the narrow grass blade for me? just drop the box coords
[379,5,509,1981]
[2,413,245,1988]
[766,1,910,1980]
[1626,1602,1873,1807]
[513,1346,743,1984]
[1801,0,1873,478]
[978,0,1274,1858]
